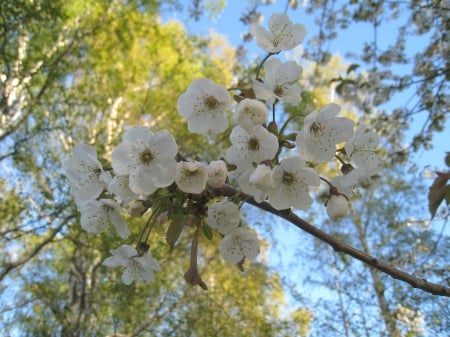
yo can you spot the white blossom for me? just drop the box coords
[340,166,382,188]
[225,125,278,171]
[250,12,307,53]
[111,126,178,195]
[175,161,207,194]
[206,160,228,188]
[345,124,380,169]
[253,58,302,105]
[326,195,349,221]
[102,245,162,285]
[79,199,130,239]
[238,164,274,203]
[108,175,141,204]
[268,156,320,210]
[207,199,241,235]
[219,227,260,264]
[65,144,111,204]
[234,98,269,131]
[296,103,355,162]
[127,199,151,217]
[331,175,354,199]
[177,78,231,134]
[396,303,425,335]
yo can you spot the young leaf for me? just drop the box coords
[165,213,186,250]
[346,63,360,74]
[202,222,213,240]
[428,171,450,219]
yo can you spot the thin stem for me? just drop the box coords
[320,176,332,187]
[278,113,301,136]
[255,52,274,80]
[227,87,243,92]
[137,207,160,252]
[184,223,208,290]
[272,102,276,123]
[335,154,347,165]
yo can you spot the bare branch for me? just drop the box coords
[0,215,72,282]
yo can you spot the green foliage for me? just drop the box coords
[0,1,310,336]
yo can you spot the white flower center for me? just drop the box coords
[274,84,284,97]
[139,149,154,164]
[310,122,323,134]
[282,171,297,188]
[248,137,260,151]
[183,167,200,177]
[204,95,220,109]
[272,25,288,47]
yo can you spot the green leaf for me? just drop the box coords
[445,152,450,168]
[346,63,360,74]
[428,171,450,219]
[329,76,343,84]
[335,82,345,95]
[165,213,186,250]
[202,222,213,240]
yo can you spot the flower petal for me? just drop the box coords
[79,200,109,234]
[122,264,135,285]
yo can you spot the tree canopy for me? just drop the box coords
[0,1,448,336]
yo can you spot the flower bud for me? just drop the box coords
[175,161,207,194]
[249,164,274,191]
[267,121,278,135]
[326,195,348,221]
[128,200,151,217]
[280,140,296,149]
[207,160,228,188]
[235,98,269,131]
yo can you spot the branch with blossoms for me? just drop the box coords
[65,13,450,296]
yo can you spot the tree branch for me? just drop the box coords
[215,185,450,297]
[0,215,72,282]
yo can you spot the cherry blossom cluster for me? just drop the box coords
[65,13,382,287]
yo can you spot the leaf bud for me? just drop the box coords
[267,121,278,135]
[280,140,296,149]
[283,132,298,141]
[128,200,151,217]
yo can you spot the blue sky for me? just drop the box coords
[165,0,449,172]
[162,2,450,326]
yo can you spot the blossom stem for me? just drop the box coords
[319,176,349,201]
[227,87,244,92]
[255,52,274,80]
[136,206,160,253]
[279,114,297,136]
[319,176,332,187]
[184,222,208,290]
[335,154,347,165]
[272,102,276,123]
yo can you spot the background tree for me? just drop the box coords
[0,0,310,335]
[0,0,448,336]
[237,0,449,156]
